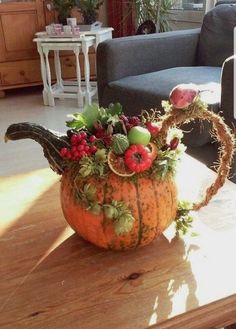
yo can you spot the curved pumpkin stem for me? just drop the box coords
[159,103,235,211]
[5,122,70,175]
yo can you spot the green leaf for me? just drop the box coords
[82,103,101,129]
[83,184,97,201]
[89,203,102,215]
[175,200,194,236]
[66,115,86,130]
[107,103,123,116]
[66,103,101,131]
[113,215,134,236]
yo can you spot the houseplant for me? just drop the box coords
[132,0,174,32]
[76,0,104,24]
[5,85,235,250]
[52,0,76,24]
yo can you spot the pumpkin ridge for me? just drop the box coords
[134,179,143,246]
[137,177,158,245]
[151,179,160,238]
[169,178,178,226]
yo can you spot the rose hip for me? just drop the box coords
[170,137,179,150]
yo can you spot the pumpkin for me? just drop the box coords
[60,170,177,250]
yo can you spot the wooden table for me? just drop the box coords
[1,155,236,329]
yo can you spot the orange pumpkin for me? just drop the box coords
[60,170,177,250]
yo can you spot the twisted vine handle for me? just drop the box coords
[159,104,235,211]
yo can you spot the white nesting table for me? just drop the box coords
[33,28,113,108]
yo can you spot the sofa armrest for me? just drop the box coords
[97,28,200,99]
[221,55,235,130]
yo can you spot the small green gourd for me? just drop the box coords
[111,134,129,155]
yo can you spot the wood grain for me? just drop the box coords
[0,156,236,329]
[0,1,96,91]
[0,53,96,88]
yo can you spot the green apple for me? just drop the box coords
[128,126,151,145]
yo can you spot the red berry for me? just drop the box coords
[84,145,90,153]
[80,131,87,139]
[95,129,112,146]
[80,139,87,145]
[90,145,97,154]
[129,116,140,126]
[66,150,72,159]
[70,134,79,145]
[146,122,161,137]
[170,137,179,150]
[71,146,77,153]
[77,144,85,151]
[60,147,68,157]
[89,135,96,143]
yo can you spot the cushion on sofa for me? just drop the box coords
[197,4,236,66]
[102,66,221,146]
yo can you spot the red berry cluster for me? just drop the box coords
[60,132,97,161]
[94,127,112,147]
[120,115,141,132]
[125,145,152,173]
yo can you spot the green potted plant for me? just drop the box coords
[76,0,104,25]
[132,0,174,32]
[52,0,76,25]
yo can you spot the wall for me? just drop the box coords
[98,0,108,26]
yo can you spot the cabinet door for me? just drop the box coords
[0,0,45,62]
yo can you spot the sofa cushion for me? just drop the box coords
[107,66,221,110]
[197,4,236,66]
[103,66,221,146]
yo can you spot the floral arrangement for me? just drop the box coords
[5,84,235,250]
[55,84,234,241]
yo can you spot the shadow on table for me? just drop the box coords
[1,189,200,329]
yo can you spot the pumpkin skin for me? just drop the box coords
[60,170,178,250]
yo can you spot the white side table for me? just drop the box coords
[34,28,113,108]
[80,27,113,49]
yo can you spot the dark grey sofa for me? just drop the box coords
[97,4,236,182]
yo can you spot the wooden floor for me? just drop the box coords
[0,87,88,176]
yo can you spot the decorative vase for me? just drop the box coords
[5,87,235,250]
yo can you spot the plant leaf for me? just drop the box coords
[107,103,123,116]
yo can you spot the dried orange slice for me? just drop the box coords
[107,151,135,177]
[146,142,158,161]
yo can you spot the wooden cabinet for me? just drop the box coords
[0,0,96,92]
